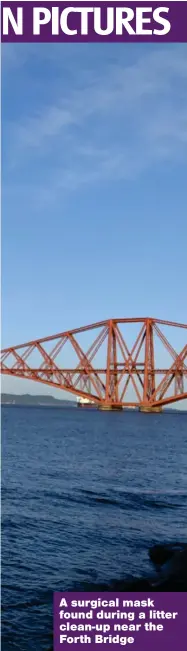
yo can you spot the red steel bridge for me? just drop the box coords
[1,318,187,411]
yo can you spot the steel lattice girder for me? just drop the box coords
[1,318,187,408]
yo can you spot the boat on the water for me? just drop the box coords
[77,396,95,408]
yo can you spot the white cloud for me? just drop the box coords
[3,45,187,196]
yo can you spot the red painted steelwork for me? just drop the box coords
[1,318,187,408]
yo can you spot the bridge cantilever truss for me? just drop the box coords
[1,318,187,410]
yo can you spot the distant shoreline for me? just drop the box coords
[1,393,76,408]
[1,394,186,412]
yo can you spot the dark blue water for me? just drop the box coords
[1,406,187,650]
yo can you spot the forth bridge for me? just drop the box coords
[1,317,187,412]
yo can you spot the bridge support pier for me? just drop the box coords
[139,406,163,413]
[99,405,123,411]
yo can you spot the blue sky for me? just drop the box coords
[2,43,187,398]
